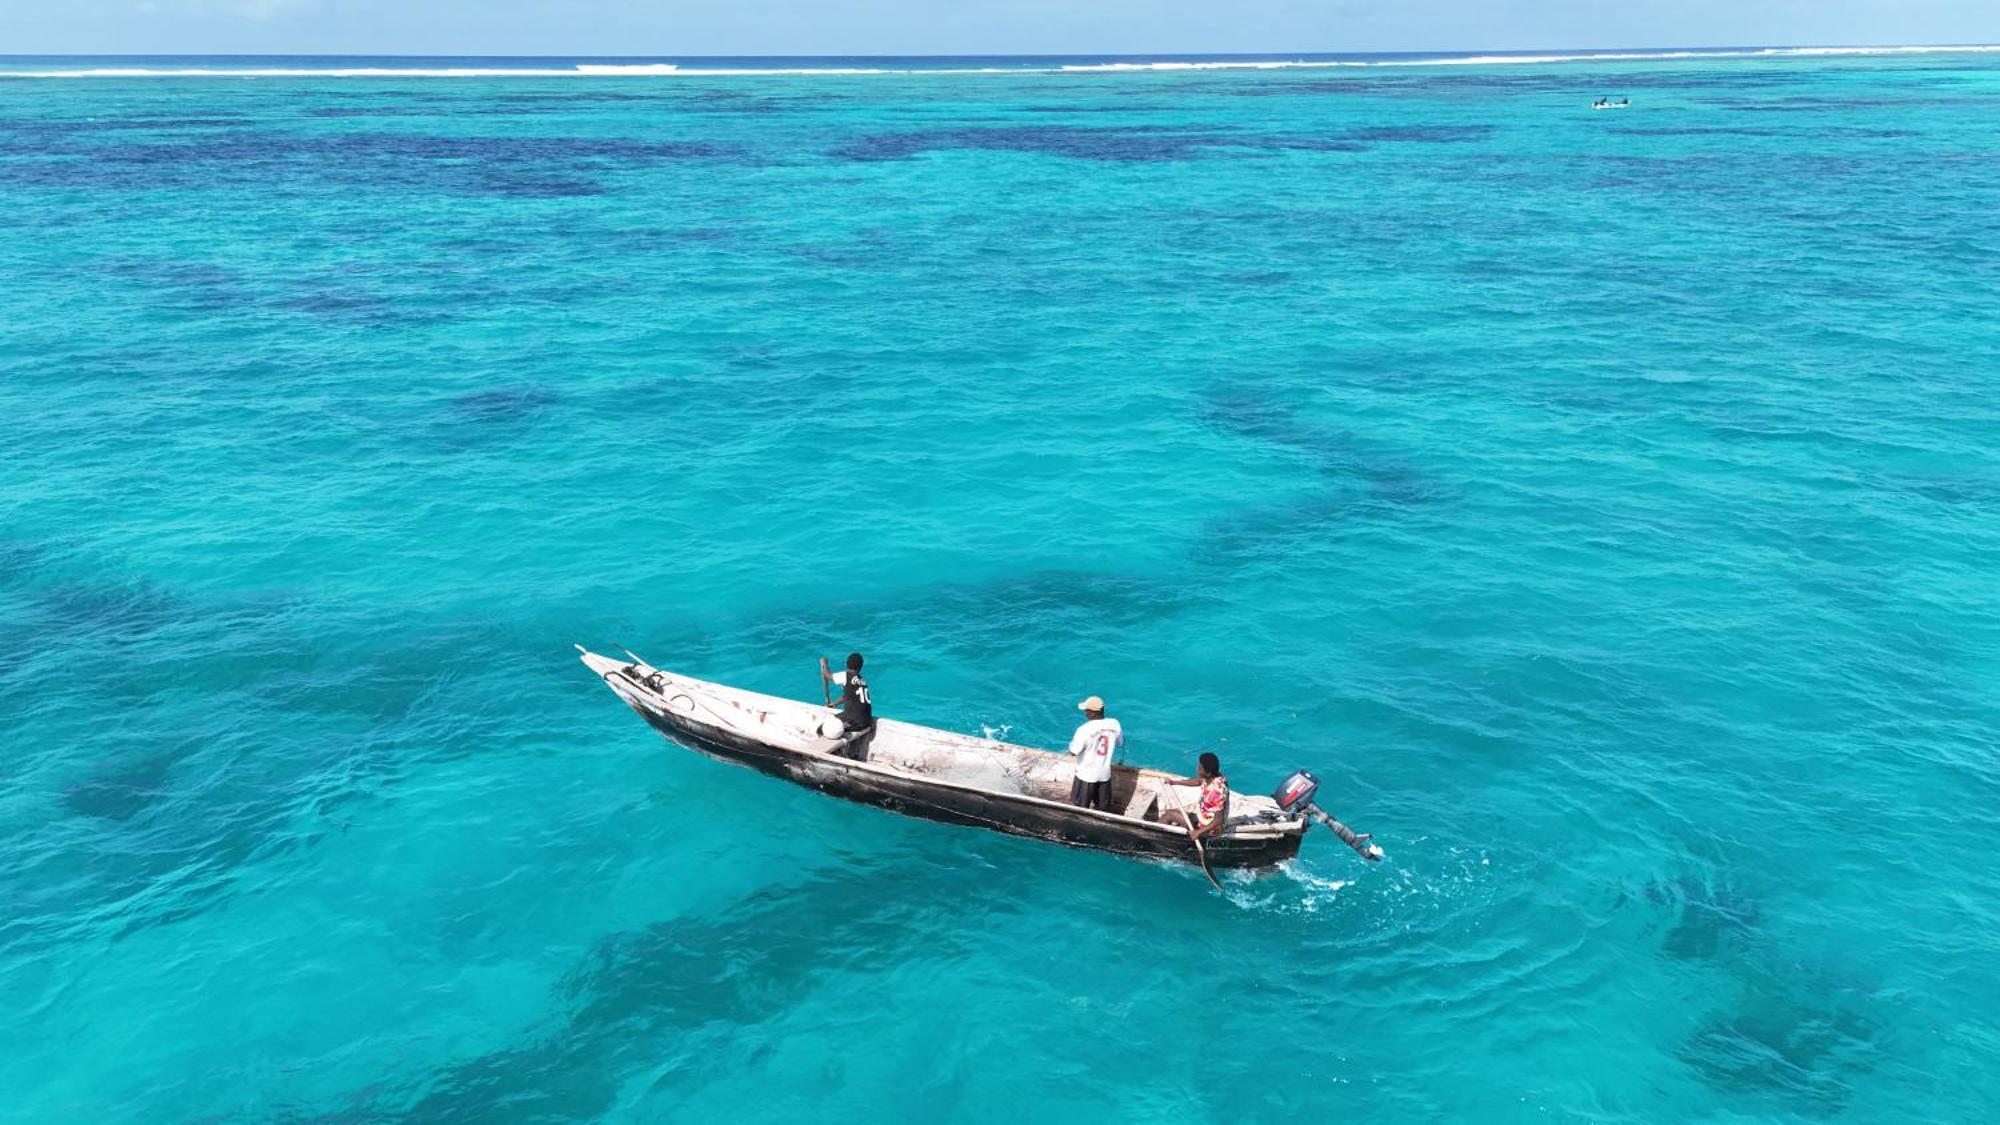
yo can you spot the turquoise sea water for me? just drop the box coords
[4,48,1999,1123]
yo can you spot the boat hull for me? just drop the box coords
[626,684,1305,870]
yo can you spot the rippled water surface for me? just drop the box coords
[3,50,1998,1124]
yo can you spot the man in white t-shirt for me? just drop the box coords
[1067,695,1123,811]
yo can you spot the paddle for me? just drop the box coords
[1167,785,1224,892]
[1189,829,1222,892]
[818,656,833,707]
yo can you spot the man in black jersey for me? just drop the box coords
[819,651,875,761]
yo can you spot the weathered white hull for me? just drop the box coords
[577,648,1310,868]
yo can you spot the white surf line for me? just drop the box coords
[3,45,1997,79]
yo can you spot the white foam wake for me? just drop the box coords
[3,45,1997,79]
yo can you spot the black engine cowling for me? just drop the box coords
[1272,769,1320,813]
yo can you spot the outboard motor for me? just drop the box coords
[1273,770,1320,814]
[1277,768,1384,863]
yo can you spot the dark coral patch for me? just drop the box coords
[1340,124,1493,144]
[834,124,1219,162]
[62,749,178,821]
[831,122,1377,163]
[1678,972,1882,1116]
[449,386,558,424]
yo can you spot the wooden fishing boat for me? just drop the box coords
[578,646,1382,872]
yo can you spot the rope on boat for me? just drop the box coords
[605,667,831,747]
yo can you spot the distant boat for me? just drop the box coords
[1592,97,1632,110]
[577,646,1383,873]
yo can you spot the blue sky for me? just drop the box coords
[3,0,1995,55]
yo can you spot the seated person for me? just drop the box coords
[1162,752,1229,839]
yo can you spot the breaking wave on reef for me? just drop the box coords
[5,45,1998,79]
